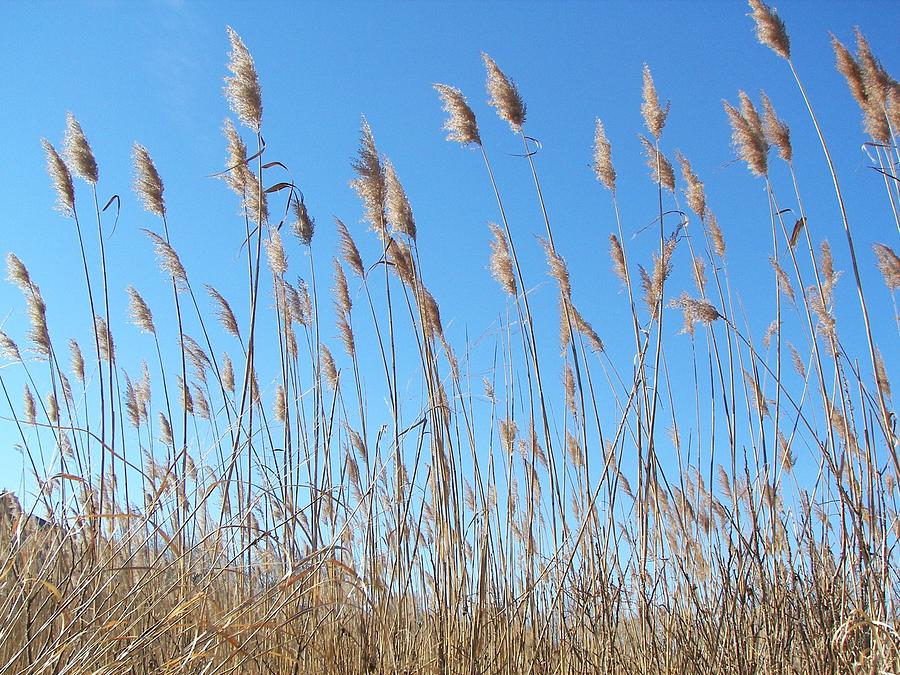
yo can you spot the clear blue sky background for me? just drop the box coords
[1,1,897,501]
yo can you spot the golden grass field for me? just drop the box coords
[1,1,899,672]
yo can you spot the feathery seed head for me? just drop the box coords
[0,330,21,362]
[6,253,32,291]
[707,210,726,257]
[206,285,241,341]
[434,83,481,146]
[333,258,352,315]
[42,139,75,215]
[224,26,262,132]
[320,344,339,390]
[384,159,416,241]
[387,237,416,287]
[483,52,526,132]
[127,286,156,335]
[132,144,165,217]
[760,92,792,162]
[609,234,627,284]
[540,238,571,299]
[64,113,98,184]
[158,412,174,446]
[748,0,791,60]
[222,118,254,195]
[670,292,721,336]
[350,118,386,238]
[274,384,287,422]
[222,352,235,393]
[639,135,675,191]
[336,218,365,278]
[724,97,768,177]
[676,152,706,219]
[641,65,670,137]
[488,223,516,296]
[592,118,616,191]
[145,230,188,290]
[23,385,36,425]
[69,339,84,382]
[95,315,114,363]
[291,196,315,246]
[873,243,900,291]
[265,228,288,277]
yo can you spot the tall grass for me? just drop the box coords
[1,3,899,672]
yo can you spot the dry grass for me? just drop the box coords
[2,3,899,673]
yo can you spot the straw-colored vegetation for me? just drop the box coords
[2,2,899,672]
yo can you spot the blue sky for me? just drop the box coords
[1,0,897,502]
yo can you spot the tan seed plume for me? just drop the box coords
[592,119,616,191]
[127,286,156,335]
[873,243,900,291]
[748,0,791,60]
[94,315,114,363]
[69,339,84,382]
[42,139,75,215]
[350,119,386,238]
[724,96,768,177]
[23,385,36,425]
[540,238,571,299]
[641,65,670,138]
[482,52,526,132]
[158,412,174,446]
[488,223,516,296]
[639,135,675,191]
[222,118,253,195]
[0,330,21,362]
[760,92,792,163]
[206,285,241,341]
[132,144,166,217]
[6,253,32,291]
[274,385,287,422]
[609,234,627,284]
[676,152,706,219]
[64,113,98,184]
[336,218,365,278]
[707,210,726,257]
[333,258,352,316]
[770,257,796,303]
[320,344,339,390]
[144,230,188,290]
[224,26,263,132]
[291,196,315,246]
[265,228,288,277]
[222,352,235,393]
[670,292,721,336]
[384,159,416,241]
[433,84,481,146]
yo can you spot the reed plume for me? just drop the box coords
[291,196,315,246]
[350,119,386,238]
[641,64,670,137]
[127,286,156,335]
[42,139,75,214]
[224,26,263,132]
[760,92,792,162]
[384,159,416,241]
[873,243,899,291]
[748,0,791,60]
[482,52,526,131]
[434,83,481,146]
[592,118,616,191]
[488,223,516,296]
[132,144,165,217]
[63,113,98,184]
